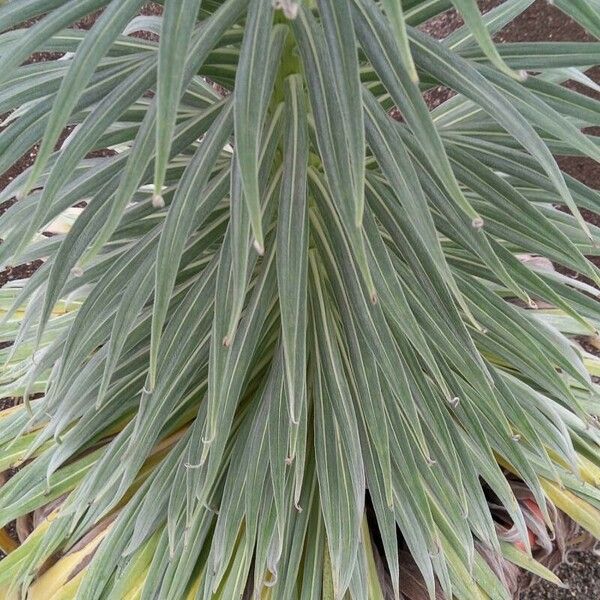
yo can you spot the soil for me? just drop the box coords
[521,552,600,600]
[0,1,598,596]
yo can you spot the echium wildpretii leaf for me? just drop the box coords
[0,1,599,599]
[153,0,205,206]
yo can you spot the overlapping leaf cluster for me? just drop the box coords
[0,0,600,598]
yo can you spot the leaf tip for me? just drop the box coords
[273,0,299,19]
[289,406,300,426]
[152,193,165,209]
[471,215,484,230]
[200,432,214,464]
[184,461,201,470]
[145,372,156,395]
[253,238,265,256]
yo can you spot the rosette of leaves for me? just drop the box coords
[0,0,600,598]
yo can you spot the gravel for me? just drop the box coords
[521,552,600,600]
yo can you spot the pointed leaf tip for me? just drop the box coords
[472,216,484,229]
[273,0,299,19]
[253,239,265,255]
[152,193,165,209]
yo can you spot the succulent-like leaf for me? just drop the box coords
[0,1,599,599]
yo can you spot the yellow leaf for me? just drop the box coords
[500,541,564,587]
[542,479,600,539]
[27,523,112,600]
